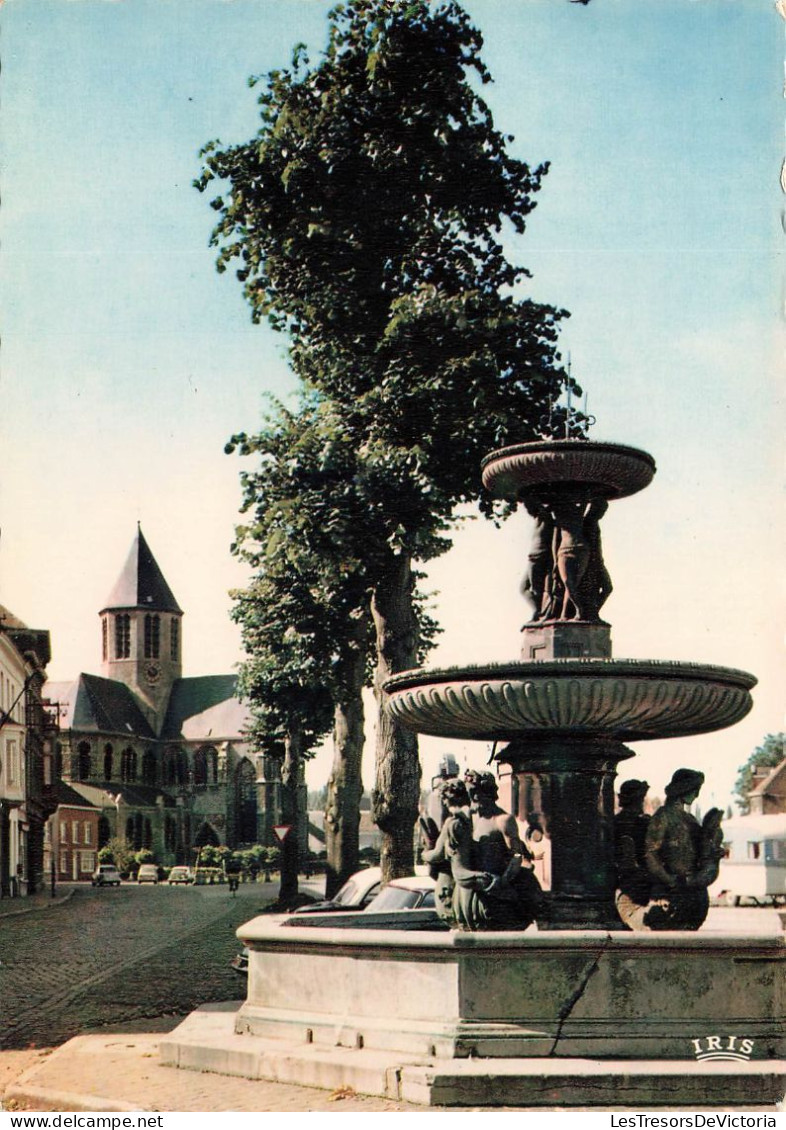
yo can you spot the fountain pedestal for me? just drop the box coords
[521,619,612,660]
[499,735,633,929]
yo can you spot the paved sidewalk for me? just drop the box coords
[3,1019,781,1115]
[1,1021,425,1113]
[0,885,76,920]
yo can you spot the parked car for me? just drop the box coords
[167,866,194,885]
[363,875,436,912]
[230,946,249,976]
[231,872,438,974]
[137,863,159,884]
[91,864,121,887]
[290,866,384,915]
[291,864,429,916]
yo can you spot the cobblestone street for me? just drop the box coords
[0,881,275,1051]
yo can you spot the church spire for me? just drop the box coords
[100,526,182,615]
[99,527,183,733]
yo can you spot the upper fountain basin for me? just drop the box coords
[383,659,756,742]
[481,439,656,501]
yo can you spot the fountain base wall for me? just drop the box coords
[235,920,783,1061]
[160,919,785,1106]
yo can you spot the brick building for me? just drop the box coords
[45,781,100,882]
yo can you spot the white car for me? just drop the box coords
[91,864,121,887]
[291,866,384,914]
[167,866,194,885]
[363,875,436,912]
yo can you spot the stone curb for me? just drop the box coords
[0,888,76,920]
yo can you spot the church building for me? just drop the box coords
[46,527,283,865]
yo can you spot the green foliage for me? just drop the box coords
[134,849,155,865]
[199,0,583,871]
[733,733,784,814]
[98,837,135,875]
[196,844,230,868]
[200,2,584,519]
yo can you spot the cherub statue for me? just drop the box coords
[642,768,720,930]
[422,773,542,931]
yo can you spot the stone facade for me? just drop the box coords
[46,528,284,867]
[0,607,59,896]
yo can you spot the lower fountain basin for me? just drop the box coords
[383,659,756,742]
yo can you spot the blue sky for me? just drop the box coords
[2,0,782,805]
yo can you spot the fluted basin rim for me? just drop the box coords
[481,439,656,500]
[383,659,757,742]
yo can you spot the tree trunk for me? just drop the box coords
[278,729,302,906]
[371,552,420,883]
[324,615,369,898]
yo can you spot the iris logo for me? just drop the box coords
[691,1036,754,1062]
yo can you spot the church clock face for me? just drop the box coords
[145,662,162,685]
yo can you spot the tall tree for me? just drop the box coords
[199,0,580,878]
[230,397,438,893]
[733,733,784,814]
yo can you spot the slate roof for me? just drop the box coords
[749,757,786,798]
[68,780,176,809]
[161,675,249,742]
[48,674,156,739]
[52,779,98,809]
[100,527,182,614]
[0,604,52,666]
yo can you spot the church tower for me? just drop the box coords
[99,526,183,731]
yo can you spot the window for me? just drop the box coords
[104,744,113,780]
[60,822,68,844]
[115,614,131,659]
[121,747,137,782]
[81,852,95,872]
[747,841,761,860]
[144,614,160,659]
[60,852,68,874]
[102,617,108,661]
[6,740,17,785]
[84,823,92,846]
[72,821,80,844]
[170,618,179,661]
[77,742,91,781]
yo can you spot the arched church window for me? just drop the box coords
[193,748,207,787]
[194,822,220,848]
[102,618,108,662]
[235,758,257,844]
[98,816,111,849]
[103,744,113,780]
[77,742,91,782]
[170,618,179,661]
[144,615,160,659]
[115,615,131,659]
[121,747,137,782]
[142,750,156,785]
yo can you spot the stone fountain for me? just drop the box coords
[161,438,784,1107]
[384,439,757,929]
